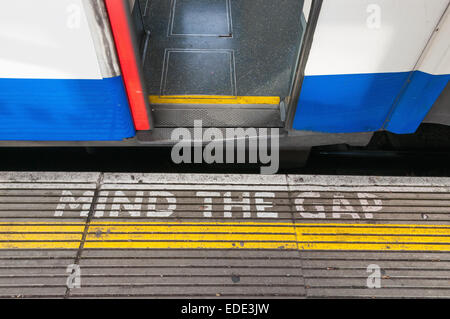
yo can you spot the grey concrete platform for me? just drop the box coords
[0,172,450,298]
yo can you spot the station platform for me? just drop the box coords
[0,172,450,298]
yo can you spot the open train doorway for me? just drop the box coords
[132,0,306,130]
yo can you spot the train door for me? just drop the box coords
[132,0,306,135]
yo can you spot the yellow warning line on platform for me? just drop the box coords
[149,95,281,105]
[1,222,450,251]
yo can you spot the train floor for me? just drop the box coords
[138,0,304,128]
[1,172,450,298]
[141,0,304,97]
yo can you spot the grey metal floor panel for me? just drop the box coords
[0,173,450,298]
[151,104,284,128]
[140,0,304,97]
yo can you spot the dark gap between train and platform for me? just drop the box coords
[0,149,449,177]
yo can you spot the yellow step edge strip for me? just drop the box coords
[149,95,281,105]
[0,222,450,251]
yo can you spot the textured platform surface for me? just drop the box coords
[0,172,450,298]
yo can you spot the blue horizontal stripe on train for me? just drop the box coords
[385,71,450,133]
[293,71,450,134]
[0,76,136,141]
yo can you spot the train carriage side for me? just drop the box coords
[0,0,448,154]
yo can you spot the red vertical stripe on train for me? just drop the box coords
[104,0,150,130]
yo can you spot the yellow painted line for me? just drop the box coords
[86,233,297,241]
[87,222,296,249]
[89,224,295,234]
[85,241,297,249]
[296,225,450,236]
[86,221,450,228]
[0,223,84,249]
[298,243,450,251]
[90,221,294,226]
[0,225,85,232]
[0,242,81,249]
[301,235,450,244]
[149,95,280,105]
[86,222,450,250]
[0,234,82,241]
[1,222,450,250]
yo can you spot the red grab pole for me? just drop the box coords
[104,0,151,131]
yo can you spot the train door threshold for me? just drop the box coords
[1,172,450,298]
